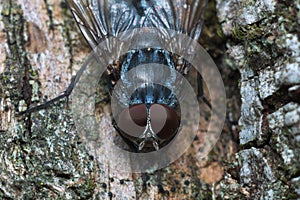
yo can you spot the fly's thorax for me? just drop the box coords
[106,48,192,90]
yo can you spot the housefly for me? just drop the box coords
[25,0,210,153]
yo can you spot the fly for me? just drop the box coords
[23,0,210,153]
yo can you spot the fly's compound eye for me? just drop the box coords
[149,104,179,140]
[115,103,180,151]
[117,104,147,138]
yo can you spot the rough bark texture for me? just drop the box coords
[0,0,298,199]
[216,0,300,199]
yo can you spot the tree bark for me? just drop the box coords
[216,0,300,199]
[0,0,299,199]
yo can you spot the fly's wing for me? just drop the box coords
[67,0,208,96]
[138,0,209,102]
[67,0,207,48]
[138,0,208,75]
[140,0,208,41]
[66,0,140,49]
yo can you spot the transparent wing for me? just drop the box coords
[67,0,140,49]
[67,0,208,49]
[141,0,208,41]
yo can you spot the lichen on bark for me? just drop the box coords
[0,0,95,199]
[217,0,300,198]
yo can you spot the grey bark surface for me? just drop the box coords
[216,0,300,199]
[0,0,299,199]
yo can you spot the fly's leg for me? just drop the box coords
[141,173,148,191]
[197,70,225,122]
[20,58,89,115]
[197,71,212,109]
[20,80,74,115]
[156,170,166,194]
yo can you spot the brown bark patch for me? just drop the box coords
[200,162,224,184]
[26,21,47,53]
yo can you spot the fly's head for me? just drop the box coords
[112,85,181,152]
